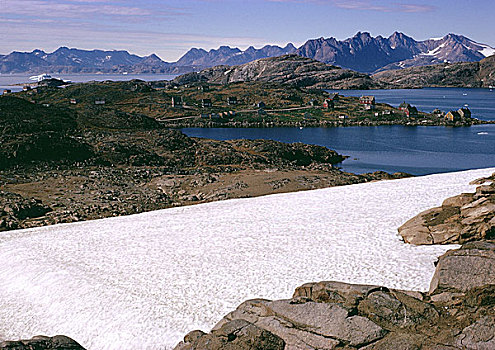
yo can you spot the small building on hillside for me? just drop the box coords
[227,96,238,105]
[256,101,266,109]
[202,98,212,108]
[171,96,182,107]
[323,99,334,109]
[360,96,375,105]
[329,93,340,101]
[458,107,471,119]
[2,89,12,94]
[360,96,375,110]
[399,102,418,117]
[23,86,32,91]
[94,98,106,105]
[445,110,461,122]
[70,98,78,104]
[405,105,418,117]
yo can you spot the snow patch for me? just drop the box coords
[422,43,446,57]
[479,44,495,57]
[0,168,494,350]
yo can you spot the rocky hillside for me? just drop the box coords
[172,55,386,89]
[3,93,410,232]
[374,55,495,88]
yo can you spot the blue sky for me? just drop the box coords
[1,0,494,61]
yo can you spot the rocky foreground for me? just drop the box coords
[174,241,495,350]
[1,175,494,349]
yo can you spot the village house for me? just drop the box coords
[2,89,12,94]
[202,98,212,108]
[445,110,461,122]
[359,96,375,110]
[171,96,182,107]
[22,86,31,91]
[458,107,471,119]
[94,99,105,105]
[256,101,266,109]
[338,115,349,119]
[227,96,238,105]
[323,99,334,109]
[399,102,418,117]
[70,99,78,105]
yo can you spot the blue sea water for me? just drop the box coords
[183,125,495,175]
[326,87,495,121]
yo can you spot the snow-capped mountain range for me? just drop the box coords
[0,32,493,74]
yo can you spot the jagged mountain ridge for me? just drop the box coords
[1,32,493,74]
[296,32,494,73]
[176,32,494,73]
[0,47,192,74]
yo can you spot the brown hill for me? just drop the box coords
[173,55,388,89]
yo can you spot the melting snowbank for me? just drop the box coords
[0,167,494,349]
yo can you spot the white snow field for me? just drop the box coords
[0,168,494,349]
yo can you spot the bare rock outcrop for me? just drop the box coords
[429,240,495,294]
[0,335,85,350]
[175,241,495,350]
[399,174,495,245]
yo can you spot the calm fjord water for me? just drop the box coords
[1,75,493,175]
[183,125,495,175]
[327,88,495,121]
[184,87,495,175]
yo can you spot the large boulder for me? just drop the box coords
[399,174,495,245]
[429,240,495,294]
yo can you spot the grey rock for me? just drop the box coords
[429,241,495,294]
[456,316,495,350]
[174,319,285,350]
[0,335,85,350]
